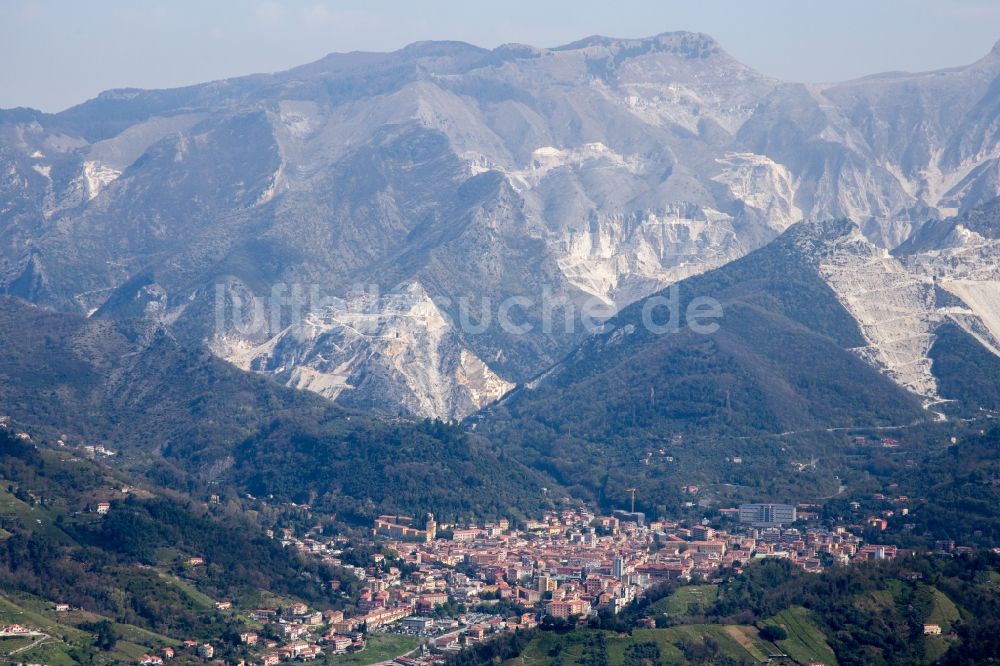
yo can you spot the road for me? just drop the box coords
[4,633,51,656]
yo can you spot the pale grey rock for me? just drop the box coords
[2,33,1000,417]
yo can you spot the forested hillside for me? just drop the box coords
[481,222,927,511]
[0,297,551,518]
[0,427,358,663]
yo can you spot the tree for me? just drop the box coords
[82,620,119,651]
[760,625,788,642]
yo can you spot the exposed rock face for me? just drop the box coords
[814,226,941,400]
[898,202,1000,359]
[210,282,513,420]
[795,203,1000,405]
[2,33,1000,416]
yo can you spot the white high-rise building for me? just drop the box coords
[739,503,796,527]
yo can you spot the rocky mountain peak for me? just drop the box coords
[4,33,1000,418]
[553,31,721,58]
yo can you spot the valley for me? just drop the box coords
[2,20,1000,666]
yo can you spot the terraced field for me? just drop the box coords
[648,585,718,618]
[926,587,960,630]
[760,606,838,666]
[331,633,421,666]
[506,624,783,666]
[923,587,961,664]
[0,591,177,665]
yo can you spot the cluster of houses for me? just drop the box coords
[102,499,902,666]
[79,443,116,457]
[0,624,41,636]
[267,504,905,642]
[42,491,922,666]
[138,642,205,664]
[352,505,894,614]
[236,604,357,663]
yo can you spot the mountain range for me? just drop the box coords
[3,31,1000,421]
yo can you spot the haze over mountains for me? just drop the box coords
[3,31,1000,419]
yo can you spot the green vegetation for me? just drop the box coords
[0,296,551,522]
[758,623,787,641]
[5,216,1000,666]
[0,295,330,471]
[330,633,420,666]
[649,585,718,618]
[929,321,1000,414]
[482,222,927,513]
[0,590,177,665]
[0,593,92,644]
[2,638,80,666]
[503,625,772,666]
[633,625,766,663]
[156,572,219,610]
[233,418,554,523]
[0,427,353,652]
[492,554,1000,666]
[710,553,1000,665]
[849,425,1000,549]
[759,607,837,665]
[926,587,960,631]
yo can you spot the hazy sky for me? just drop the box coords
[3,0,999,112]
